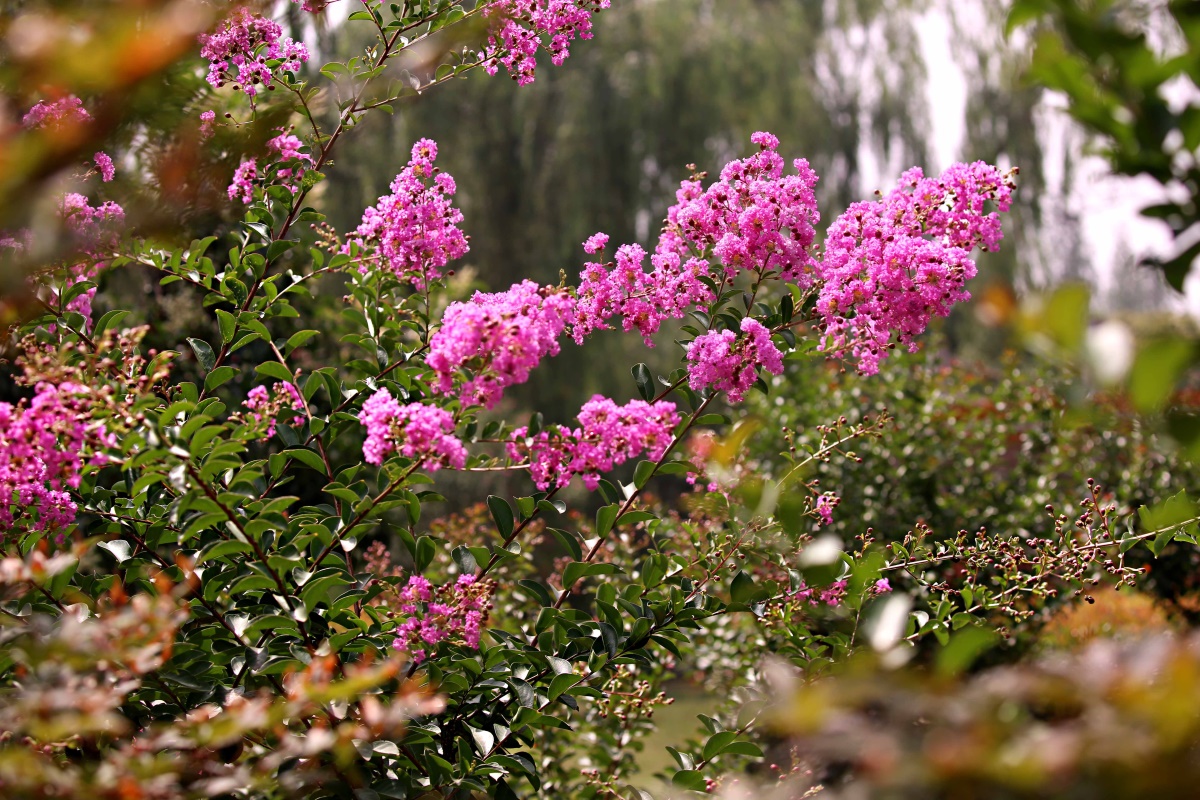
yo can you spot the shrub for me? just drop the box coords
[0,2,1194,799]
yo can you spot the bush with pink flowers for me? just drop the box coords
[1,2,1196,799]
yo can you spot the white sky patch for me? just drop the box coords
[913,0,1198,316]
[916,7,966,172]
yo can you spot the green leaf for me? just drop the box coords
[453,545,479,574]
[518,579,554,608]
[595,503,619,537]
[93,309,130,339]
[1005,0,1052,35]
[549,529,583,561]
[1130,337,1194,413]
[215,309,237,344]
[562,561,623,590]
[468,725,495,756]
[730,569,760,605]
[256,361,294,384]
[671,770,707,792]
[721,741,764,757]
[547,672,582,702]
[616,511,657,528]
[936,624,1000,676]
[98,540,132,563]
[702,731,740,762]
[780,291,794,323]
[632,363,654,401]
[1139,490,1199,534]
[302,573,353,611]
[1042,283,1091,352]
[286,329,320,352]
[414,536,436,573]
[204,366,238,392]
[187,338,216,373]
[285,448,327,473]
[266,239,295,262]
[633,460,656,489]
[488,495,515,539]
[197,539,253,564]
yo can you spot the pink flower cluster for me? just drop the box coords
[661,132,820,282]
[508,395,679,491]
[227,130,313,204]
[268,129,313,189]
[0,382,113,537]
[571,134,819,346]
[788,576,890,609]
[428,281,575,409]
[228,159,257,204]
[792,579,848,608]
[345,138,468,289]
[21,96,89,129]
[199,110,217,139]
[482,0,611,86]
[60,193,125,250]
[683,430,720,492]
[57,194,125,328]
[814,493,838,527]
[199,8,309,98]
[572,240,712,346]
[816,161,1016,374]
[22,97,115,184]
[359,390,467,470]
[686,317,783,402]
[392,574,492,664]
[93,152,115,183]
[243,382,305,439]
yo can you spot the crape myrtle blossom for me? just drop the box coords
[813,493,838,527]
[21,96,89,129]
[0,230,31,252]
[228,159,257,204]
[659,132,820,282]
[243,382,305,439]
[791,578,848,608]
[482,0,612,86]
[60,193,125,251]
[685,317,784,402]
[815,161,1016,375]
[359,389,467,471]
[572,240,712,346]
[199,7,309,98]
[267,130,314,192]
[93,152,115,183]
[57,193,125,328]
[199,110,217,139]
[508,396,679,491]
[228,130,313,204]
[572,133,818,346]
[0,382,114,538]
[392,574,493,664]
[785,576,888,610]
[345,138,469,289]
[428,280,575,409]
[684,430,721,492]
[22,97,115,184]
